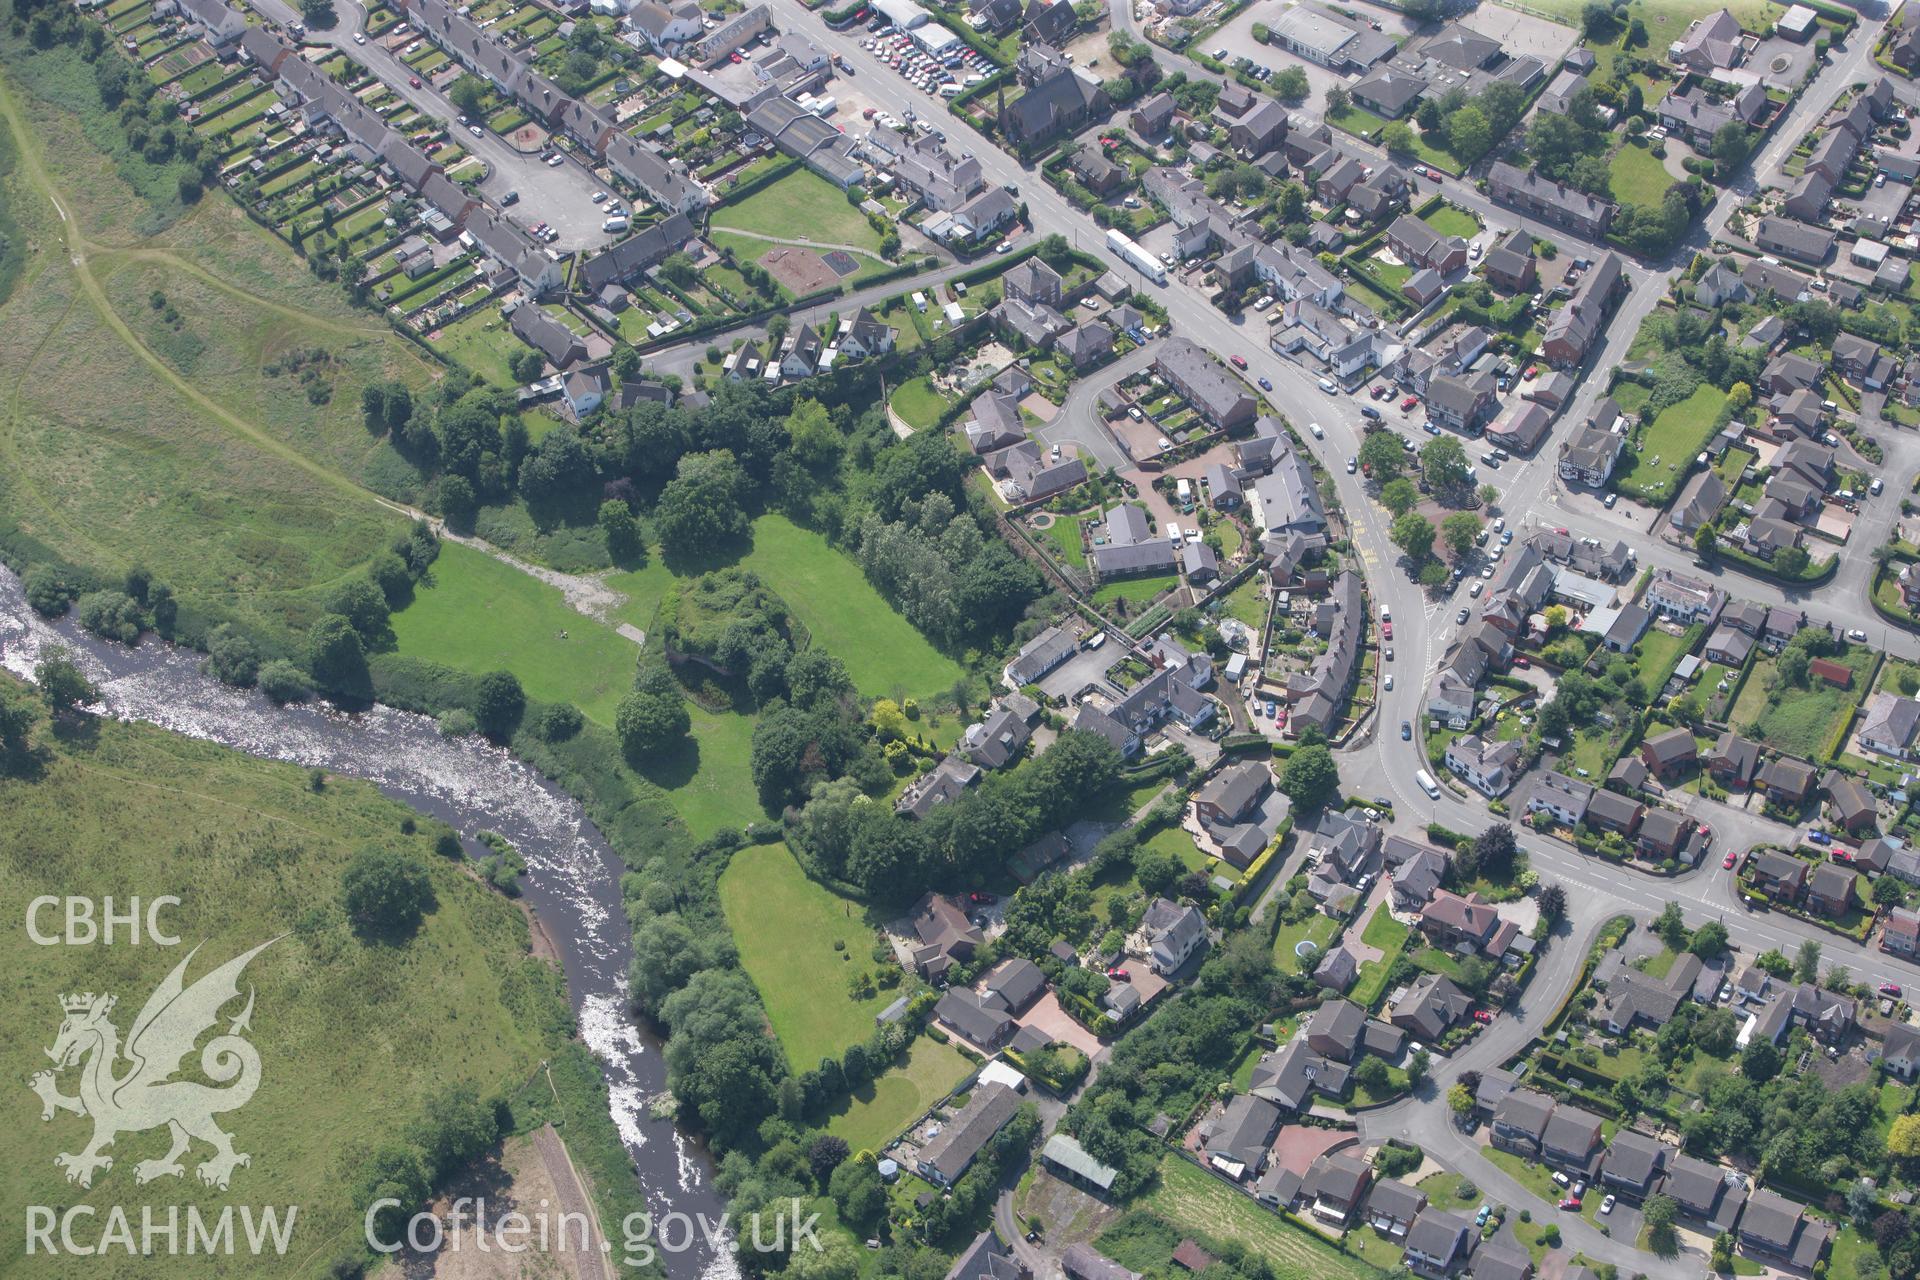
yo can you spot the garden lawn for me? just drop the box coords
[1042,514,1090,570]
[1421,205,1481,239]
[710,166,883,253]
[825,1037,973,1152]
[1614,385,1728,504]
[718,842,885,1067]
[1272,912,1340,971]
[1629,627,1693,696]
[1610,140,1676,206]
[1094,573,1178,607]
[743,514,964,704]
[1144,1156,1387,1280]
[390,542,638,725]
[1742,646,1874,759]
[890,374,951,431]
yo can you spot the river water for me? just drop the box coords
[0,566,731,1280]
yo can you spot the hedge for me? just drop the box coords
[1713,543,1838,586]
[1228,818,1295,908]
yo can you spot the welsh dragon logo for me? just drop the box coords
[29,938,277,1191]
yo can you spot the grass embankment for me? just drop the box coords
[0,697,631,1278]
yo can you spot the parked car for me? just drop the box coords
[1883,983,1904,997]
[1400,396,1418,412]
[1808,830,1832,845]
[1600,1195,1617,1216]
[1553,1172,1571,1188]
[1381,621,1393,640]
[969,891,996,904]
[1472,1009,1493,1024]
[1107,967,1130,981]
[1230,354,1248,369]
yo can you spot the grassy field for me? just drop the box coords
[390,541,640,726]
[825,1036,972,1153]
[1093,573,1177,607]
[710,166,883,254]
[1614,385,1728,505]
[1143,1156,1387,1280]
[743,514,964,705]
[1495,0,1782,39]
[1271,912,1339,971]
[718,842,887,1068]
[0,697,573,1277]
[1734,646,1873,758]
[1610,140,1677,206]
[0,59,434,648]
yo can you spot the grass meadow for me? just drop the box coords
[718,842,889,1068]
[825,1037,973,1153]
[0,702,567,1279]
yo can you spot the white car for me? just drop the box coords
[590,191,607,204]
[1384,673,1394,690]
[353,30,366,43]
[1848,628,1868,642]
[467,124,483,138]
[545,153,564,167]
[1600,1195,1617,1216]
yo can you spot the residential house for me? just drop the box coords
[1526,771,1594,827]
[1540,1103,1606,1173]
[1388,215,1469,275]
[1751,849,1811,901]
[1557,424,1624,487]
[1203,1093,1283,1176]
[1062,1246,1139,1280]
[1470,1245,1532,1280]
[1708,732,1762,789]
[1489,161,1615,240]
[1659,1153,1747,1233]
[1759,755,1818,805]
[1807,861,1857,917]
[1882,1022,1920,1079]
[1481,229,1536,293]
[1601,1131,1675,1200]
[1302,1153,1373,1224]
[1670,8,1744,73]
[1823,768,1878,832]
[1754,217,1835,263]
[1368,1180,1428,1239]
[916,1083,1022,1187]
[1141,896,1207,973]
[1542,254,1626,367]
[1156,338,1256,430]
[1640,727,1699,780]
[1737,1187,1833,1272]
[1403,1208,1474,1276]
[1390,972,1473,1041]
[1585,789,1644,836]
[1490,1089,1556,1155]
[1645,569,1726,625]
[909,892,985,980]
[1883,908,1920,958]
[933,988,1013,1049]
[1419,890,1518,957]
[1860,693,1920,759]
[1445,735,1522,797]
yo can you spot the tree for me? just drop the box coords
[1380,477,1419,516]
[1689,920,1729,958]
[1271,66,1309,101]
[299,0,337,28]
[1741,1037,1781,1085]
[0,684,35,767]
[1441,512,1482,559]
[1794,939,1823,983]
[1654,901,1689,950]
[1774,545,1812,577]
[1326,86,1351,115]
[808,1134,851,1187]
[617,664,690,760]
[1695,524,1719,560]
[1644,1193,1680,1257]
[1282,743,1339,811]
[258,661,311,705]
[599,499,644,566]
[1382,121,1417,154]
[653,449,751,558]
[1469,823,1518,883]
[472,671,525,742]
[1711,122,1752,173]
[1538,882,1567,924]
[1358,432,1405,481]
[36,649,98,716]
[1446,104,1493,164]
[325,578,390,638]
[306,615,370,699]
[1421,436,1470,493]
[340,848,435,939]
[1391,513,1436,564]
[1892,1115,1920,1159]
[1447,1084,1474,1118]
[1873,875,1907,908]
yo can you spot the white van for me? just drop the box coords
[1084,631,1107,651]
[1415,769,1441,799]
[938,83,963,96]
[602,215,629,233]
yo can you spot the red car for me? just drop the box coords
[1882,983,1903,997]
[969,891,996,904]
[730,51,743,62]
[1107,968,1131,981]
[1230,354,1249,369]
[1523,365,1538,380]
[1381,621,1393,640]
[408,74,422,87]
[1400,396,1418,412]
[1370,384,1390,400]
[1472,1009,1493,1024]
[1559,1198,1581,1211]
[1513,656,1530,669]
[1723,850,1737,869]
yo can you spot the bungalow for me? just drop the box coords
[1203,1093,1282,1176]
[916,1082,1021,1187]
[1754,216,1835,263]
[1860,693,1920,759]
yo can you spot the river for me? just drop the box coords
[0,566,732,1280]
